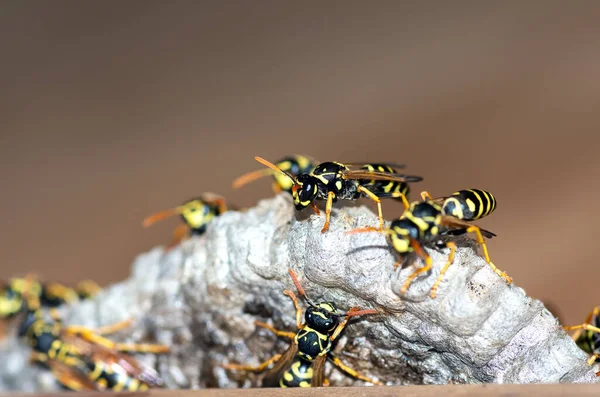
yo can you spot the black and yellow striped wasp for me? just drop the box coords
[564,305,600,375]
[348,189,512,298]
[1,275,101,321]
[18,305,169,391]
[233,155,317,194]
[143,193,228,249]
[222,268,382,387]
[252,156,423,233]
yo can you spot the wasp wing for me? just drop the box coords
[48,359,100,391]
[439,215,497,239]
[341,162,407,170]
[341,170,423,183]
[310,354,328,387]
[261,342,298,387]
[64,332,163,387]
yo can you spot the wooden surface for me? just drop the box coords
[5,384,600,397]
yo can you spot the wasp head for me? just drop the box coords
[389,218,418,255]
[305,302,340,333]
[179,199,213,230]
[292,174,319,210]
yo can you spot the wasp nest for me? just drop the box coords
[0,194,597,391]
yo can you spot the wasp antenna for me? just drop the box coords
[255,156,297,184]
[232,168,275,189]
[287,268,317,307]
[337,308,379,318]
[142,207,183,228]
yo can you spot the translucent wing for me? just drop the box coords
[48,359,100,391]
[63,332,163,387]
[439,215,497,239]
[261,343,299,387]
[342,162,407,170]
[310,354,327,387]
[342,170,423,183]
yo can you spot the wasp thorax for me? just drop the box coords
[293,175,319,210]
[305,303,339,333]
[411,202,440,219]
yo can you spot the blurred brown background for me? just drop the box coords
[1,1,599,325]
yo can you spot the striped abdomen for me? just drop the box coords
[359,164,409,200]
[441,189,496,221]
[86,360,149,391]
[279,358,313,388]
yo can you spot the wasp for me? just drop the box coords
[252,156,423,233]
[348,189,512,298]
[143,193,228,249]
[564,305,600,374]
[233,155,317,194]
[18,307,169,391]
[222,268,382,387]
[1,276,101,320]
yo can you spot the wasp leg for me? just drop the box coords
[93,319,135,335]
[321,191,336,233]
[283,289,304,329]
[588,354,600,366]
[564,306,600,342]
[254,321,295,340]
[30,351,48,364]
[400,239,432,294]
[311,203,321,216]
[328,355,382,385]
[356,185,384,231]
[420,191,434,201]
[466,225,512,284]
[429,241,457,299]
[271,182,283,195]
[329,307,365,341]
[391,192,410,210]
[221,354,282,372]
[164,224,190,251]
[214,197,228,214]
[65,326,169,353]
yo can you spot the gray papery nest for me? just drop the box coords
[0,194,597,391]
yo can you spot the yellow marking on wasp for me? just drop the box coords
[465,198,476,215]
[129,379,141,391]
[391,236,409,253]
[57,343,69,362]
[481,190,492,216]
[284,372,294,382]
[299,380,311,387]
[301,326,328,340]
[314,175,329,185]
[297,157,311,170]
[335,181,342,190]
[291,361,313,379]
[89,362,104,380]
[471,190,484,219]
[405,214,429,233]
[383,182,394,193]
[114,377,126,392]
[97,379,108,389]
[48,340,62,359]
